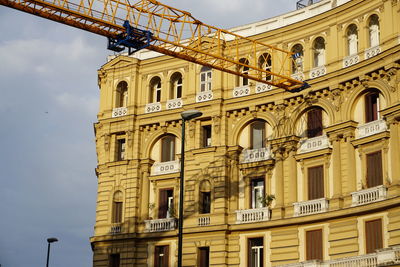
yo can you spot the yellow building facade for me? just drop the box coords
[90,0,400,266]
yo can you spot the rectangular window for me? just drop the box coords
[200,70,212,92]
[366,151,383,188]
[307,109,323,138]
[161,136,175,162]
[365,93,379,123]
[116,138,126,161]
[198,247,210,267]
[154,245,169,267]
[112,201,123,223]
[200,191,211,214]
[365,219,383,253]
[159,189,174,219]
[109,254,120,267]
[308,166,324,200]
[248,238,263,267]
[202,125,212,147]
[306,229,323,260]
[250,121,265,149]
[251,178,265,209]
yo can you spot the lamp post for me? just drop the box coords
[46,237,58,267]
[178,110,202,267]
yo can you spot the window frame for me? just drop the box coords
[366,151,383,188]
[202,125,212,148]
[109,253,120,267]
[307,165,324,200]
[365,218,383,254]
[158,188,174,219]
[170,72,183,99]
[307,108,323,138]
[200,66,212,92]
[198,246,210,267]
[305,229,323,261]
[250,178,265,209]
[161,135,176,162]
[115,138,126,161]
[248,237,264,267]
[154,245,169,267]
[250,120,266,149]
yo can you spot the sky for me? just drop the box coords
[0,1,295,266]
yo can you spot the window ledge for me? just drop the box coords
[192,146,217,155]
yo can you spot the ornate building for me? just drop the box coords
[90,0,400,266]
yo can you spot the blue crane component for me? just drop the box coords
[108,21,153,55]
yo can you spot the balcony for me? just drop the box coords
[152,160,180,175]
[144,218,176,232]
[109,223,122,234]
[112,107,128,118]
[309,65,326,79]
[240,147,272,163]
[293,198,329,217]
[235,207,270,224]
[145,102,161,113]
[166,98,183,110]
[233,85,250,97]
[342,54,360,68]
[298,135,330,154]
[365,45,381,59]
[291,72,305,82]
[196,90,213,103]
[356,119,387,139]
[351,185,387,206]
[255,82,273,93]
[277,246,400,267]
[198,216,210,226]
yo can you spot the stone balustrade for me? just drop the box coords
[196,90,213,102]
[343,54,360,68]
[364,45,381,59]
[145,102,162,113]
[298,135,330,154]
[356,119,387,139]
[112,107,128,118]
[233,85,250,97]
[109,223,122,234]
[241,147,272,163]
[309,65,326,79]
[255,82,273,93]
[152,160,180,175]
[166,98,183,110]
[351,185,387,206]
[198,216,210,226]
[235,207,270,224]
[144,218,176,232]
[293,198,329,217]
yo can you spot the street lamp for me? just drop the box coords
[178,110,202,267]
[46,237,58,267]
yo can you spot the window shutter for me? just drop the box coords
[366,151,383,188]
[199,247,210,267]
[112,202,122,223]
[158,190,167,218]
[307,109,323,138]
[365,93,379,122]
[306,229,323,260]
[308,166,324,200]
[365,219,383,253]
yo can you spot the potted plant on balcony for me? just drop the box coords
[148,202,155,220]
[258,194,275,218]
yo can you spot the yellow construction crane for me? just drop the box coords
[0,0,308,91]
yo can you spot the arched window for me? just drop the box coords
[313,37,325,67]
[291,44,304,73]
[307,107,323,138]
[149,76,162,103]
[258,53,272,81]
[239,58,249,86]
[116,81,128,108]
[200,66,212,92]
[170,72,182,99]
[250,120,266,149]
[347,24,358,56]
[161,135,175,162]
[112,191,123,223]
[199,180,211,214]
[368,14,380,47]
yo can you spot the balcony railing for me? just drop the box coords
[145,102,161,113]
[309,65,326,79]
[235,207,270,224]
[233,85,250,97]
[343,54,360,68]
[198,216,210,226]
[152,160,180,175]
[293,198,328,217]
[298,135,330,154]
[351,185,387,206]
[255,82,273,93]
[112,107,128,118]
[356,119,387,139]
[365,45,381,59]
[109,223,122,234]
[144,218,176,232]
[166,98,183,110]
[291,72,305,82]
[277,247,400,267]
[241,147,272,163]
[196,90,213,103]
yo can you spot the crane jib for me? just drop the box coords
[107,21,153,55]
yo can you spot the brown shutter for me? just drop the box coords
[366,151,383,188]
[308,166,324,200]
[365,93,379,122]
[306,229,323,260]
[112,202,122,223]
[199,247,210,267]
[365,219,383,253]
[307,109,323,138]
[158,190,167,218]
